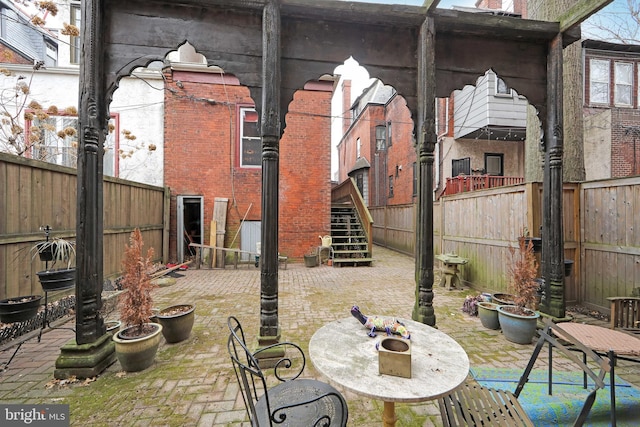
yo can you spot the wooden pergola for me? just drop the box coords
[66,0,612,376]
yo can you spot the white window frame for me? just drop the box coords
[28,114,117,174]
[239,107,261,168]
[614,61,633,107]
[356,137,361,159]
[589,59,610,105]
[70,3,81,64]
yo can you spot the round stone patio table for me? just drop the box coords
[309,316,469,427]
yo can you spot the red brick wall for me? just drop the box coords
[0,45,31,64]
[164,70,332,260]
[384,94,417,205]
[338,95,417,207]
[280,88,333,256]
[611,109,640,177]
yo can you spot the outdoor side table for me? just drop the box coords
[553,322,640,427]
[435,253,468,290]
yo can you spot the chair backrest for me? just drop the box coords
[227,316,267,426]
[513,318,610,427]
[228,316,347,427]
[608,297,640,331]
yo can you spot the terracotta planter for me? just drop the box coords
[113,323,163,372]
[477,301,500,330]
[497,305,540,344]
[0,295,42,324]
[155,304,195,343]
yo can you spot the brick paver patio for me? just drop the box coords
[1,245,639,426]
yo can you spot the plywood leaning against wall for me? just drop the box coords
[0,152,167,300]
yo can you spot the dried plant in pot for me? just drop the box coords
[112,229,163,372]
[497,231,541,344]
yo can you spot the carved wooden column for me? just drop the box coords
[540,33,565,318]
[412,16,437,327]
[55,0,114,379]
[258,0,281,348]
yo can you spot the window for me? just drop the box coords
[356,137,361,158]
[452,157,470,176]
[30,116,78,167]
[355,172,364,197]
[495,75,510,95]
[70,4,81,64]
[388,175,394,198]
[412,162,417,196]
[27,114,117,174]
[614,62,633,106]
[484,153,504,176]
[589,59,610,104]
[240,107,261,168]
[387,121,392,147]
[375,125,386,151]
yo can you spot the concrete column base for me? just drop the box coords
[54,333,116,379]
[255,334,284,369]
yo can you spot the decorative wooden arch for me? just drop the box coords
[73,0,608,355]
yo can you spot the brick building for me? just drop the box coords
[336,79,417,207]
[583,40,640,180]
[163,65,334,262]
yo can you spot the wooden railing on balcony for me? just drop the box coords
[442,175,524,196]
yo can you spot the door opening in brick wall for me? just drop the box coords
[177,195,204,263]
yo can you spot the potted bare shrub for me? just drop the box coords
[497,231,541,344]
[112,229,163,372]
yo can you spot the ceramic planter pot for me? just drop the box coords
[155,304,195,343]
[304,254,318,267]
[492,293,516,306]
[477,301,500,330]
[0,295,42,324]
[112,323,163,372]
[37,268,75,291]
[105,320,121,336]
[497,305,540,344]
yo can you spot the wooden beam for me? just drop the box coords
[559,0,614,33]
[423,0,440,13]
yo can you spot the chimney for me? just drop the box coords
[475,0,502,10]
[342,79,352,135]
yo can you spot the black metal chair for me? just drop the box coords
[227,316,348,427]
[438,318,610,427]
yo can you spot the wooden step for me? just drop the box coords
[333,249,369,255]
[332,258,374,267]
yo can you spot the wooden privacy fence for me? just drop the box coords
[580,177,640,312]
[371,179,640,311]
[0,152,169,300]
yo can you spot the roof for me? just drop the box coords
[582,39,640,54]
[348,157,371,175]
[351,79,396,115]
